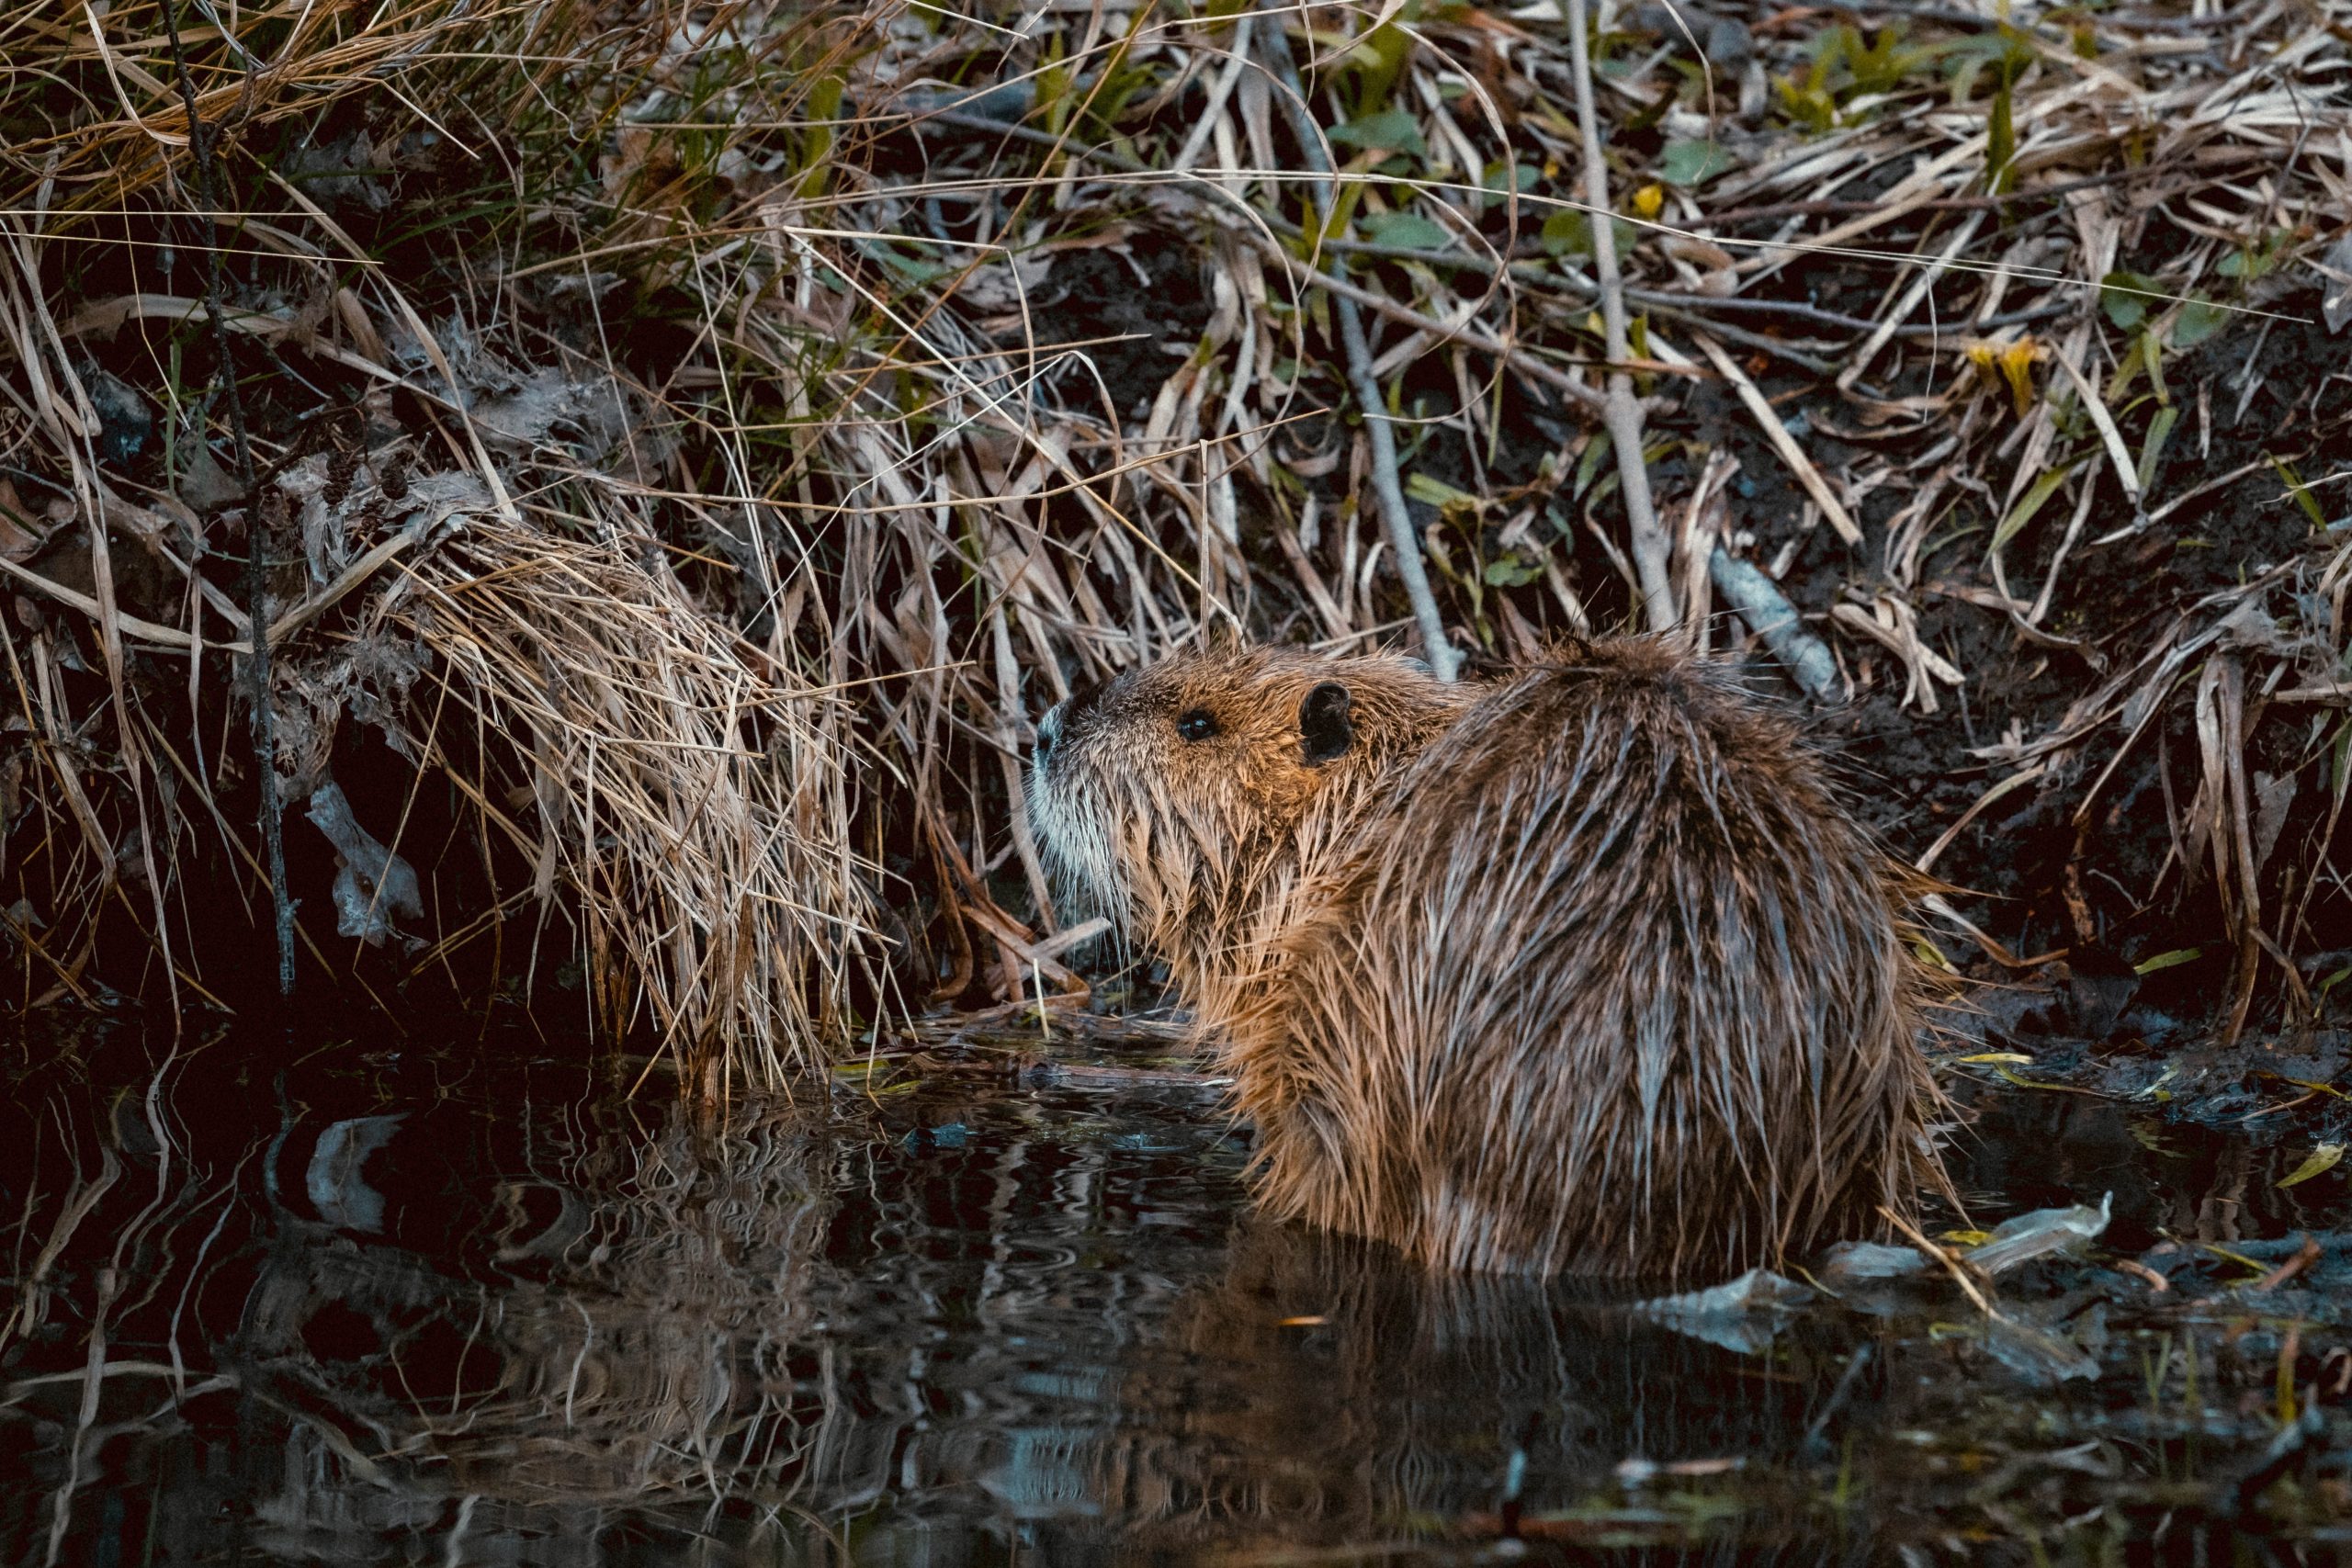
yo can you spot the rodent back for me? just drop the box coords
[1238,639,1924,1274]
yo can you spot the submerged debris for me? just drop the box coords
[304,778,422,947]
[1965,1192,2114,1275]
[1636,1267,1815,1353]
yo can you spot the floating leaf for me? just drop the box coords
[1329,109,1426,158]
[2202,1242,2272,1280]
[1996,1065,2097,1093]
[1360,209,1452,251]
[2278,1144,2344,1189]
[1657,138,1736,187]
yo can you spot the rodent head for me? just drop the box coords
[1026,647,1467,972]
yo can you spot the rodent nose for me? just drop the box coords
[1035,700,1067,758]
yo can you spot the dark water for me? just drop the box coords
[3,1023,2349,1565]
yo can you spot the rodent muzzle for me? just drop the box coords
[1034,698,1067,764]
[1032,680,1107,778]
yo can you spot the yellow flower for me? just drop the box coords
[1965,336,2045,417]
[1632,184,1665,220]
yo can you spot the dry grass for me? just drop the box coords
[375,510,877,1089]
[0,0,2344,1062]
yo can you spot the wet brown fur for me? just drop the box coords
[1028,637,1941,1278]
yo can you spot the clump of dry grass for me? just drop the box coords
[374,510,876,1087]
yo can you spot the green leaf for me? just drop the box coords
[2135,404,2178,493]
[1328,109,1426,158]
[1540,209,1586,257]
[1992,464,2073,552]
[1986,79,2015,191]
[2100,270,2154,332]
[2272,454,2326,530]
[2132,946,2199,975]
[1539,209,1634,264]
[1482,160,1540,193]
[1483,553,1543,587]
[1573,431,1612,496]
[1776,77,1838,134]
[2278,1144,2345,1189]
[2172,297,2229,348]
[1657,138,1736,187]
[1404,472,1476,507]
[867,243,950,285]
[1351,16,1414,111]
[1359,209,1452,250]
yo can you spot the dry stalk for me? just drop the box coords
[1563,0,1675,633]
[157,0,295,997]
[371,515,878,1087]
[1258,19,1459,681]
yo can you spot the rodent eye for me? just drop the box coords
[1175,708,1218,742]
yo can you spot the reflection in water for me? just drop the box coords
[1,1025,2346,1564]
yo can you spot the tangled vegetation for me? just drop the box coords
[0,0,2344,1079]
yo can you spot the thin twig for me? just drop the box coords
[1563,0,1674,632]
[1258,19,1458,681]
[1710,548,1839,700]
[158,0,296,997]
[1255,237,1611,410]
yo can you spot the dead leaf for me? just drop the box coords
[2318,231,2352,334]
[177,438,243,513]
[0,479,41,561]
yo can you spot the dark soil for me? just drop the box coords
[1036,234,1216,418]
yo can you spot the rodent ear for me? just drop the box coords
[1298,681,1354,765]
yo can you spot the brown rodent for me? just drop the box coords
[1027,637,1941,1278]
